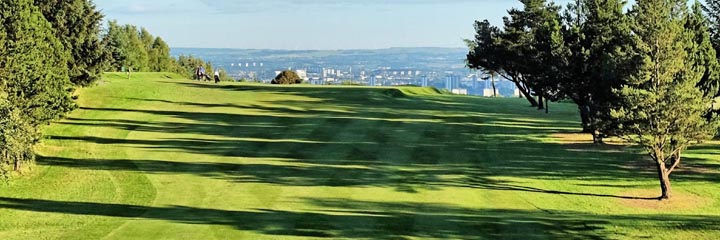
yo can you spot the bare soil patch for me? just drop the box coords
[551,133,627,153]
[619,189,712,211]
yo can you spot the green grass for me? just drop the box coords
[1,72,719,239]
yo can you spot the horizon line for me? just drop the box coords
[170,46,468,51]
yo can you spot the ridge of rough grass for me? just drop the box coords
[102,72,185,81]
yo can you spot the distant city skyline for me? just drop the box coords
[95,0,583,50]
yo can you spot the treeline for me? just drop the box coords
[1,0,96,178]
[0,0,214,179]
[101,21,224,80]
[467,0,720,200]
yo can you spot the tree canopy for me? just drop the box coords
[467,0,720,200]
[0,0,75,177]
[34,0,106,86]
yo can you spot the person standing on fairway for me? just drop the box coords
[195,66,201,80]
[214,69,220,83]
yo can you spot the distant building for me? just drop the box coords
[472,74,479,89]
[445,75,460,90]
[451,89,468,95]
[483,88,498,97]
[296,70,309,81]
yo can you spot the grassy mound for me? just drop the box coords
[0,73,719,239]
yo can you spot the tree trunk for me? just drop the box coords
[537,95,545,110]
[512,80,539,106]
[579,105,593,133]
[655,159,672,200]
[14,159,21,172]
[545,98,549,114]
[592,130,604,144]
[491,76,497,97]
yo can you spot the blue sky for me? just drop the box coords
[94,0,582,50]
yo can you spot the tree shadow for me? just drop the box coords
[42,83,720,195]
[4,196,720,239]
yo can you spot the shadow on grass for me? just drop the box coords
[30,82,720,237]
[3,196,720,239]
[38,155,660,199]
[43,84,720,194]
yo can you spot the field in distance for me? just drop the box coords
[0,72,719,239]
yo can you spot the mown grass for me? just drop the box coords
[0,72,719,239]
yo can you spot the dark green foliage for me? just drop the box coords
[467,0,634,141]
[174,55,213,79]
[122,25,150,72]
[218,68,232,81]
[467,0,575,110]
[34,0,106,87]
[149,37,173,72]
[272,70,303,84]
[101,21,182,74]
[562,0,634,141]
[0,0,75,177]
[690,2,720,99]
[467,2,548,107]
[704,0,720,51]
[702,0,720,122]
[524,1,567,106]
[102,20,129,72]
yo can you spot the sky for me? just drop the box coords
[93,0,582,50]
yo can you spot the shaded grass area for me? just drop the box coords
[3,196,720,239]
[1,73,719,239]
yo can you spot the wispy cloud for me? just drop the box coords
[98,0,208,15]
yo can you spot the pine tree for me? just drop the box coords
[562,0,634,142]
[466,20,512,99]
[701,0,720,121]
[611,0,720,200]
[0,0,75,175]
[468,1,560,108]
[34,0,106,86]
[703,0,720,50]
[689,2,720,106]
[102,20,129,71]
[526,1,567,112]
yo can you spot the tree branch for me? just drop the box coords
[667,151,682,175]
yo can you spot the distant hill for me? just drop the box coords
[171,47,468,73]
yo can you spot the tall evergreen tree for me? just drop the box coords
[0,0,75,175]
[701,0,720,120]
[34,0,106,86]
[689,1,720,107]
[123,25,149,72]
[139,27,154,53]
[611,0,720,200]
[526,1,567,112]
[149,37,172,72]
[562,0,634,142]
[703,0,720,50]
[102,20,129,71]
[468,0,567,109]
[468,1,556,107]
[466,20,519,100]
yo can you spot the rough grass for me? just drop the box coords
[0,72,719,239]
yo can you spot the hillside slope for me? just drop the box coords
[0,73,719,239]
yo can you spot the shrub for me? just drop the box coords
[272,70,303,84]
